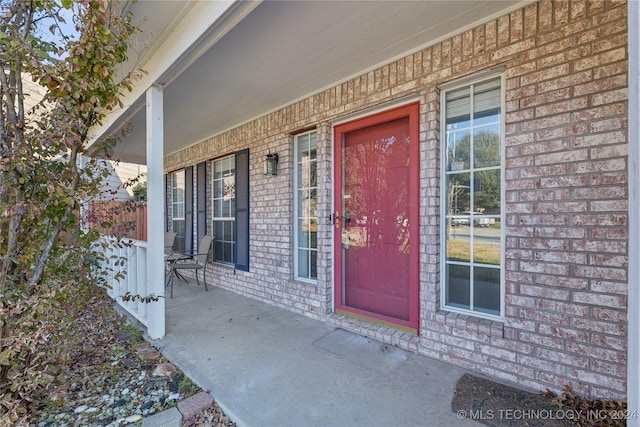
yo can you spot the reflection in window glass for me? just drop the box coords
[446,264,470,310]
[442,76,502,317]
[295,131,318,281]
[473,125,500,169]
[212,155,235,264]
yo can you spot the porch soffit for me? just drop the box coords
[96,0,531,165]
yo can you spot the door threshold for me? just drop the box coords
[335,308,418,335]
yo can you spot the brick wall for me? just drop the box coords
[165,0,628,399]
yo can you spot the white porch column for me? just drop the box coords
[146,85,166,339]
[628,1,639,424]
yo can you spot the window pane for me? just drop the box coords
[309,159,317,188]
[446,86,470,128]
[473,266,500,315]
[172,219,185,252]
[213,221,223,238]
[310,250,317,279]
[223,176,235,200]
[446,130,470,171]
[447,228,470,263]
[298,220,311,247]
[298,249,309,277]
[213,180,222,199]
[222,199,231,217]
[473,124,500,168]
[174,203,184,219]
[473,78,501,117]
[446,264,470,309]
[473,226,501,265]
[446,172,471,217]
[224,220,233,242]
[310,226,317,248]
[474,169,501,214]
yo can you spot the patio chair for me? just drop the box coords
[165,231,189,281]
[164,232,177,255]
[166,235,214,298]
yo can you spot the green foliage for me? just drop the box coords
[446,131,501,214]
[0,0,139,423]
[171,370,200,397]
[132,180,147,201]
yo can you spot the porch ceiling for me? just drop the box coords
[105,0,530,165]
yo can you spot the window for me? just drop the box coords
[212,155,235,264]
[211,150,250,271]
[441,75,503,317]
[294,131,318,281]
[171,170,186,252]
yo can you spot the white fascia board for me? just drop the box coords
[88,0,260,147]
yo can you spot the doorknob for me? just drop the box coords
[329,211,351,228]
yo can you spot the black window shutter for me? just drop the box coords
[184,166,194,253]
[196,161,207,244]
[234,149,249,271]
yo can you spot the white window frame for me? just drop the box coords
[439,72,505,320]
[171,171,185,222]
[294,131,318,282]
[211,155,235,265]
[170,170,186,252]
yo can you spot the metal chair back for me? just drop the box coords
[164,232,177,255]
[196,235,214,265]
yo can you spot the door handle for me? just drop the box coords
[329,211,352,228]
[329,211,341,229]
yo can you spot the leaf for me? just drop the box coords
[0,350,12,366]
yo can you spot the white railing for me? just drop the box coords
[99,235,149,326]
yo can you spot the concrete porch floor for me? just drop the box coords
[153,279,480,427]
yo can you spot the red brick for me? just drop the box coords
[572,292,626,309]
[537,324,589,342]
[571,318,626,336]
[573,265,626,281]
[536,300,589,317]
[591,334,626,351]
[570,1,586,22]
[533,201,587,213]
[535,346,589,368]
[534,274,589,290]
[533,250,586,265]
[567,369,625,394]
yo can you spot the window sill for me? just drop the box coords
[294,277,318,287]
[434,309,504,338]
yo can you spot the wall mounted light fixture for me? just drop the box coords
[265,151,279,176]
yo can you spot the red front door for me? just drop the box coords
[334,103,420,334]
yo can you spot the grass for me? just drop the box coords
[446,239,501,265]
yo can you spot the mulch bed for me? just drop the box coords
[32,291,235,426]
[451,373,572,426]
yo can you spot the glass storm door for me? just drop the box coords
[333,103,420,334]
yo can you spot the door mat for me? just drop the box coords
[312,328,408,374]
[451,374,572,426]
